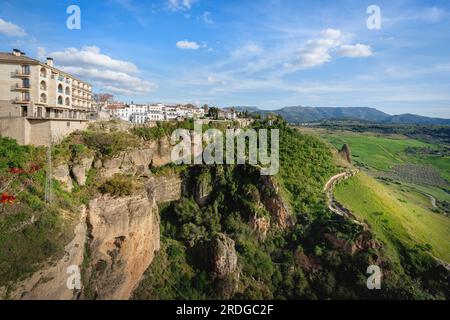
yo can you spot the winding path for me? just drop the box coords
[324,171,450,271]
[324,170,361,223]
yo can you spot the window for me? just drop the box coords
[65,87,70,95]
[65,97,70,106]
[58,84,63,93]
[40,93,47,104]
[22,65,30,75]
[58,96,63,105]
[40,80,47,91]
[40,68,47,78]
[23,79,30,88]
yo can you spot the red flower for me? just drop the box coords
[9,167,25,174]
[1,193,16,204]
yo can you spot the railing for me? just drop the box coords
[11,70,31,77]
[12,97,31,103]
[11,83,31,90]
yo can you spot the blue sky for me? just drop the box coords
[1,0,450,117]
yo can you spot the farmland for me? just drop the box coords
[334,172,450,264]
[299,125,450,265]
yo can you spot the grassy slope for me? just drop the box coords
[334,172,450,263]
[323,131,431,170]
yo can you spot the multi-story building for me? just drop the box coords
[108,102,205,124]
[0,49,94,145]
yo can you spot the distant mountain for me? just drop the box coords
[385,114,450,125]
[234,106,450,125]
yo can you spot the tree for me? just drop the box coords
[208,107,220,120]
[93,93,114,103]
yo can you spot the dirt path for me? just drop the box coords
[324,171,450,270]
[324,170,365,226]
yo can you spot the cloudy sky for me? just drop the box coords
[0,0,449,117]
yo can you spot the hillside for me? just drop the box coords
[1,119,449,300]
[235,106,450,125]
[335,173,450,264]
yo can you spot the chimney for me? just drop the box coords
[12,49,21,57]
[46,57,54,67]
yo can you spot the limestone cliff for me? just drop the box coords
[83,193,160,300]
[197,233,239,299]
[100,138,172,179]
[260,175,292,230]
[71,156,94,186]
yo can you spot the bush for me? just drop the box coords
[83,131,139,157]
[98,174,135,197]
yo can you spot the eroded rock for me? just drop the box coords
[84,193,160,300]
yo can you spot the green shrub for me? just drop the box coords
[98,174,135,197]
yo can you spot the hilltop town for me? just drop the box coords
[0,49,238,146]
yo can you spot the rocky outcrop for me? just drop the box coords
[325,232,382,257]
[339,144,352,164]
[210,234,238,278]
[84,193,160,300]
[194,172,213,206]
[198,233,239,299]
[145,174,182,204]
[54,164,73,192]
[6,207,87,300]
[250,216,270,239]
[71,156,94,186]
[100,137,172,179]
[260,176,292,230]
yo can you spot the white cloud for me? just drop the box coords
[336,44,373,58]
[288,29,372,69]
[46,46,157,96]
[47,46,139,73]
[168,0,197,11]
[291,29,342,68]
[61,66,157,95]
[176,39,200,50]
[200,11,214,25]
[0,18,26,37]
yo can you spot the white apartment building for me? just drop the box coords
[164,105,179,121]
[0,49,94,145]
[108,103,205,124]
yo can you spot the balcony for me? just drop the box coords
[12,96,31,104]
[11,83,31,91]
[11,70,31,77]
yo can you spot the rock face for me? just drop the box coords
[84,193,161,300]
[260,176,292,230]
[71,156,94,186]
[198,233,239,299]
[250,216,270,239]
[146,174,182,204]
[100,138,172,179]
[54,164,73,192]
[7,207,87,300]
[210,234,238,278]
[194,172,213,206]
[339,144,352,164]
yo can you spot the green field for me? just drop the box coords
[335,173,450,264]
[320,131,433,170]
